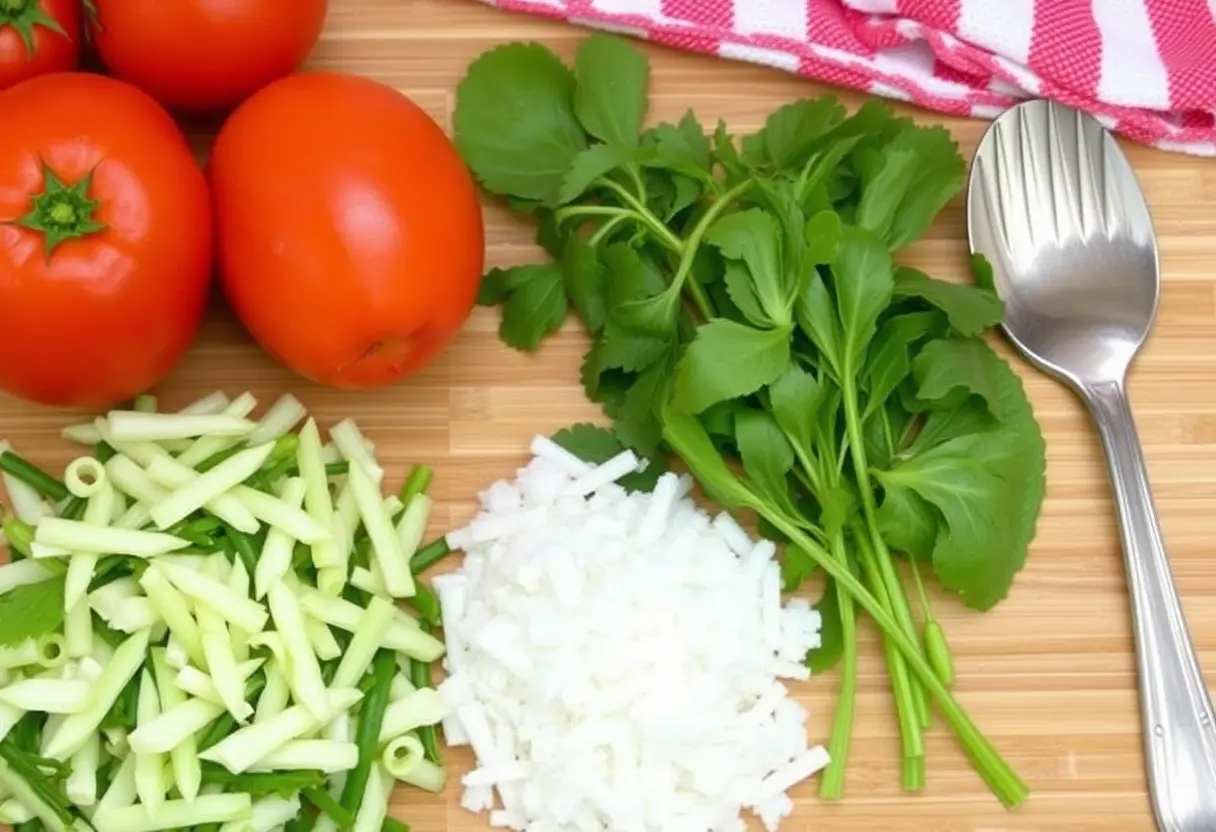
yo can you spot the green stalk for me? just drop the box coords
[340,650,396,817]
[0,452,68,502]
[397,465,432,507]
[409,539,450,574]
[840,377,931,730]
[854,529,924,789]
[762,512,1027,807]
[818,533,858,801]
[667,179,753,320]
[594,177,681,253]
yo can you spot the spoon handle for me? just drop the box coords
[1086,379,1216,831]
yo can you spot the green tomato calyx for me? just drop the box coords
[0,0,68,54]
[11,164,107,258]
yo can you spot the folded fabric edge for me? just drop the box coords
[475,0,1216,157]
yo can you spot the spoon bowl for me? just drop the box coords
[968,99,1216,832]
[968,100,1159,385]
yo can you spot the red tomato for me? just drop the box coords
[89,0,328,112]
[208,72,485,389]
[0,0,79,91]
[0,73,214,409]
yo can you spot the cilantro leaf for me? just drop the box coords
[893,266,1003,337]
[804,209,842,267]
[861,320,912,419]
[660,406,755,511]
[713,119,745,181]
[642,111,712,181]
[559,143,632,204]
[478,265,533,306]
[912,338,1007,422]
[734,407,795,513]
[0,577,65,647]
[573,34,649,148]
[749,97,847,171]
[496,265,568,351]
[706,208,789,325]
[672,320,791,414]
[795,272,843,375]
[454,43,587,206]
[805,578,845,673]
[832,224,895,370]
[856,124,965,250]
[781,544,816,592]
[597,245,674,372]
[876,484,939,560]
[614,357,672,457]
[723,261,768,327]
[562,238,608,332]
[767,364,824,462]
[550,423,666,492]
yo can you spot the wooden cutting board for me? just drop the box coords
[4,1,1216,829]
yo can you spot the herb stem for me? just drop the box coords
[762,513,1028,807]
[818,534,858,801]
[909,555,933,620]
[841,377,930,730]
[667,180,752,319]
[595,177,681,253]
[587,215,628,247]
[0,452,69,502]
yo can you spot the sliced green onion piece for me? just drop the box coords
[133,668,167,817]
[65,730,99,807]
[348,465,412,598]
[267,583,331,721]
[391,754,445,793]
[380,735,424,780]
[35,518,189,558]
[199,605,252,723]
[64,456,106,499]
[92,792,253,832]
[376,689,445,743]
[328,420,382,484]
[106,411,257,443]
[253,478,307,599]
[62,422,103,446]
[97,752,137,811]
[298,590,442,661]
[139,567,206,668]
[253,660,290,725]
[0,559,50,597]
[151,647,203,802]
[199,689,361,774]
[297,419,340,571]
[153,561,268,635]
[246,394,307,447]
[0,451,68,502]
[44,628,150,759]
[132,394,157,413]
[0,678,89,714]
[175,393,259,468]
[232,484,328,545]
[332,596,395,690]
[408,538,450,574]
[252,739,358,773]
[147,444,275,531]
[0,640,39,671]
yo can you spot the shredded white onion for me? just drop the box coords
[442,440,828,832]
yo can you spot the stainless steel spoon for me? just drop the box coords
[967,99,1216,831]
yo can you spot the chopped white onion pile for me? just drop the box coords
[441,437,829,832]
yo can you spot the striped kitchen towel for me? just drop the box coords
[478,0,1216,156]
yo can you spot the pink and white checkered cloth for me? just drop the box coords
[479,0,1216,156]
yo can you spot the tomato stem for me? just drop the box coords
[8,163,107,259]
[0,0,68,52]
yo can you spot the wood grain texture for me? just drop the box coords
[3,1,1215,829]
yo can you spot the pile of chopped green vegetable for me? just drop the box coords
[453,34,1047,807]
[0,392,452,831]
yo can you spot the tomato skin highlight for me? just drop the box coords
[0,0,80,91]
[0,73,214,409]
[208,71,486,389]
[90,0,328,112]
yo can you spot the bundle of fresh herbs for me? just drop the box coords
[453,34,1046,808]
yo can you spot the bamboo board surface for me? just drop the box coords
[4,0,1216,829]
